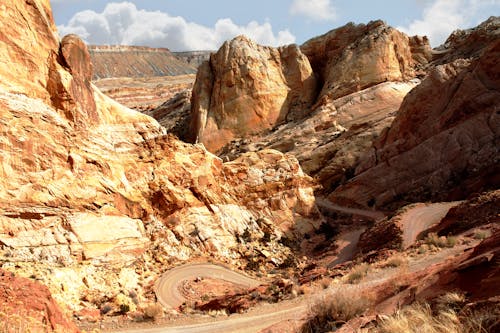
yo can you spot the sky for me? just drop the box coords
[52,0,499,51]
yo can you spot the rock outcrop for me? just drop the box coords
[0,0,322,318]
[89,45,197,80]
[301,20,431,105]
[330,39,500,209]
[432,16,499,65]
[189,36,318,152]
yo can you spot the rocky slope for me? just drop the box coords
[94,74,195,111]
[331,37,499,209]
[0,0,322,321]
[89,45,197,80]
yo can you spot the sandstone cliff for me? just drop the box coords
[189,21,430,155]
[189,36,318,152]
[0,0,322,318]
[89,45,197,80]
[330,38,500,209]
[301,20,431,105]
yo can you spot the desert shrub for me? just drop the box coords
[315,222,340,239]
[424,233,457,248]
[374,299,500,333]
[120,303,130,314]
[241,228,252,242]
[383,254,409,268]
[279,255,297,269]
[346,263,370,284]
[301,289,370,333]
[261,230,272,243]
[473,231,489,240]
[143,303,163,320]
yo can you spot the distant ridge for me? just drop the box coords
[89,45,198,80]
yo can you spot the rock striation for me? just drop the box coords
[189,36,318,152]
[89,45,197,80]
[0,0,322,316]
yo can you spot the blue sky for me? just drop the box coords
[52,0,499,51]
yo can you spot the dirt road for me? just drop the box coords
[315,198,385,221]
[398,202,462,248]
[114,305,306,333]
[155,263,261,309]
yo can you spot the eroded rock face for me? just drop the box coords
[330,40,500,209]
[0,0,321,315]
[301,20,431,105]
[190,36,318,152]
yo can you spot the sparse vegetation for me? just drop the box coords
[424,233,458,248]
[373,296,500,333]
[473,230,489,240]
[143,303,163,321]
[346,263,370,284]
[301,289,370,333]
[383,254,408,268]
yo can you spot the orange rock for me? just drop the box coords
[189,36,317,152]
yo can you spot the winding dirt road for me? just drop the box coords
[398,202,462,248]
[155,263,261,309]
[315,198,385,221]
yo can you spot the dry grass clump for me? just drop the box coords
[301,288,371,333]
[374,293,499,333]
[346,263,370,284]
[143,303,163,320]
[383,254,409,268]
[424,233,457,248]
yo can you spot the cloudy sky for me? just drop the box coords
[52,0,499,51]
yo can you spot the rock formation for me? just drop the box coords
[301,20,431,105]
[330,38,500,209]
[89,45,197,80]
[189,36,318,152]
[0,0,321,317]
[189,21,430,162]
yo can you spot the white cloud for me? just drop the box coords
[398,0,500,46]
[289,0,337,21]
[57,2,295,51]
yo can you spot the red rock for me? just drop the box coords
[0,270,79,332]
